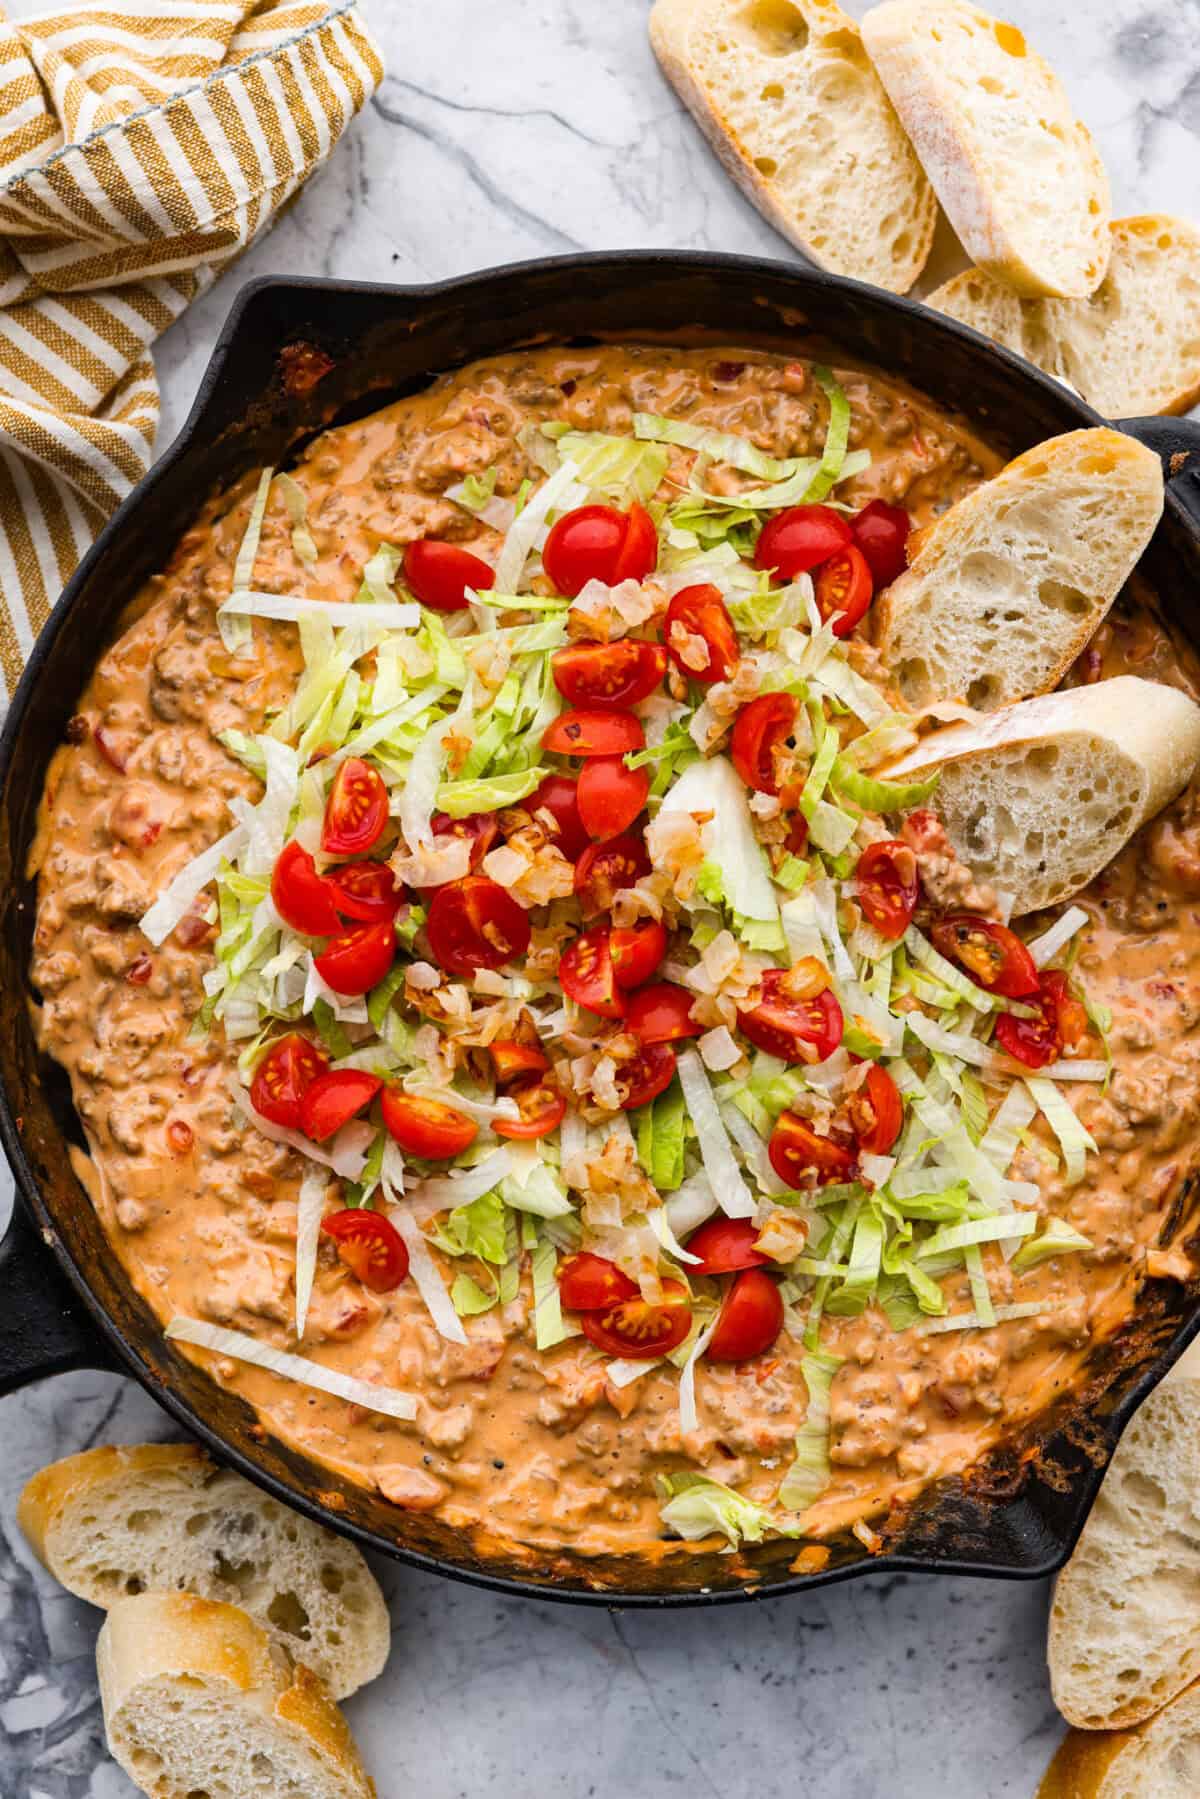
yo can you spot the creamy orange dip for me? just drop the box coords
[28,345,1200,1558]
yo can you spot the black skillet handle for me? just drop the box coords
[1116,415,1200,531]
[0,1199,117,1395]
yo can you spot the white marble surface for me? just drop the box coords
[1,0,1197,1793]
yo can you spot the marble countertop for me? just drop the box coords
[1,1,1196,1794]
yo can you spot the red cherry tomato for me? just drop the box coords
[321,1209,409,1292]
[529,773,590,861]
[930,914,1040,999]
[559,924,624,1019]
[785,814,810,856]
[814,545,874,638]
[731,692,799,794]
[380,1089,478,1158]
[551,639,666,710]
[610,917,667,989]
[299,1070,383,1143]
[754,504,852,579]
[737,969,843,1065]
[626,981,700,1046]
[490,1039,549,1083]
[851,498,911,588]
[576,754,650,840]
[249,1034,328,1129]
[314,919,395,995]
[325,860,403,923]
[856,840,920,941]
[270,840,342,936]
[580,1277,691,1358]
[558,1252,638,1311]
[995,971,1085,1069]
[769,1111,858,1190]
[664,584,739,684]
[321,758,389,856]
[541,708,645,758]
[574,832,650,915]
[426,875,531,975]
[542,502,658,597]
[431,809,499,871]
[403,539,495,613]
[615,1043,678,1109]
[848,1063,904,1155]
[684,1216,769,1275]
[706,1268,784,1364]
[492,1073,566,1140]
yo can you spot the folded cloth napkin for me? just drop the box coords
[0,0,383,696]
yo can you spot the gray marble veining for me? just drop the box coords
[0,1,1196,1793]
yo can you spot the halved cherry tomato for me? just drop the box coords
[615,1043,678,1109]
[754,504,852,579]
[551,640,666,710]
[930,914,1040,999]
[299,1070,383,1143]
[574,833,650,915]
[541,708,645,757]
[321,758,389,856]
[684,1216,769,1275]
[851,498,911,589]
[426,875,531,975]
[706,1268,784,1363]
[271,840,341,936]
[580,1277,691,1358]
[542,502,658,597]
[490,1039,549,1083]
[380,1089,478,1158]
[856,840,920,941]
[314,919,395,995]
[815,544,874,637]
[610,917,667,989]
[576,754,650,840]
[94,725,132,772]
[403,538,495,613]
[493,1073,566,1139]
[737,969,843,1064]
[325,860,403,923]
[559,925,624,1018]
[731,692,799,794]
[321,1209,409,1292]
[558,1252,638,1311]
[530,773,590,861]
[768,1111,858,1190]
[626,981,699,1045]
[249,1033,328,1129]
[431,809,499,871]
[995,970,1086,1069]
[664,584,739,684]
[848,1063,904,1156]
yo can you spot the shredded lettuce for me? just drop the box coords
[558,428,669,502]
[777,1348,842,1511]
[676,1048,756,1219]
[656,1472,801,1547]
[274,472,318,568]
[1025,1078,1098,1185]
[661,755,783,951]
[634,1080,688,1191]
[166,1315,416,1419]
[435,767,543,816]
[830,755,939,813]
[633,412,807,481]
[1012,1216,1093,1271]
[806,366,852,503]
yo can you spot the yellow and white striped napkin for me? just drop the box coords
[0,0,383,695]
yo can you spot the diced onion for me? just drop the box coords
[165,1316,417,1419]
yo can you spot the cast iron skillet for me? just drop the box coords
[2,252,1200,1607]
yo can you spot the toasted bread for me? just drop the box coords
[650,0,936,293]
[18,1444,389,1701]
[861,0,1111,299]
[1038,1683,1200,1798]
[883,677,1200,915]
[875,429,1163,713]
[929,216,1200,419]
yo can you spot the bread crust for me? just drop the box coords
[1038,1683,1200,1797]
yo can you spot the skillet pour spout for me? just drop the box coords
[2,252,1200,1606]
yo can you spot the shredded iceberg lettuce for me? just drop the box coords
[656,1472,801,1546]
[777,1348,841,1511]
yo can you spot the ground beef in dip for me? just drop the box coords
[28,346,1200,1558]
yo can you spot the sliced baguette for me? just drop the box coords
[1047,1355,1200,1731]
[882,676,1200,915]
[875,429,1164,713]
[1037,1683,1200,1798]
[97,1592,376,1799]
[928,216,1200,419]
[17,1445,389,1701]
[861,0,1111,299]
[649,0,937,293]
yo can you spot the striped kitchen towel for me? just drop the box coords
[0,0,383,696]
